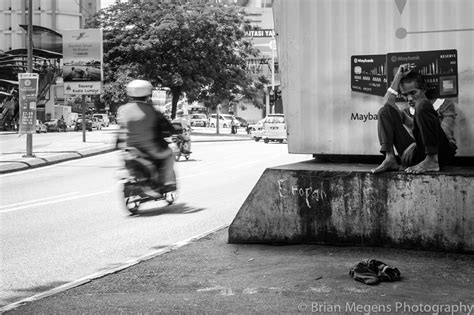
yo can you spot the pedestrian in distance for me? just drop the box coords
[230,116,238,134]
[371,63,456,174]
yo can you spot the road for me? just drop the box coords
[0,139,312,307]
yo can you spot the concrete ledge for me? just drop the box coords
[228,161,474,253]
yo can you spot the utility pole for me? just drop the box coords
[25,0,34,157]
[82,95,87,142]
[270,36,276,114]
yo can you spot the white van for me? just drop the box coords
[261,114,287,143]
[93,114,110,127]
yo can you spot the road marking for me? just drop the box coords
[0,190,111,214]
[0,192,79,210]
[0,224,229,313]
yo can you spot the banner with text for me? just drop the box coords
[18,73,39,134]
[62,29,103,95]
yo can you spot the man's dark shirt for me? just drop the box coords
[118,101,174,159]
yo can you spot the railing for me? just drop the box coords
[38,69,56,100]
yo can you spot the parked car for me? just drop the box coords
[74,118,93,131]
[93,114,110,127]
[44,119,67,132]
[91,117,103,130]
[248,118,265,141]
[190,114,208,127]
[208,114,235,128]
[93,117,106,128]
[35,120,47,133]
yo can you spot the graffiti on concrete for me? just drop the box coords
[277,179,327,208]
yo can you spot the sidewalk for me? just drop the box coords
[0,127,251,174]
[2,226,473,314]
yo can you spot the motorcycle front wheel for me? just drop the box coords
[164,191,176,205]
[123,182,141,215]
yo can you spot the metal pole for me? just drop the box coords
[265,85,270,116]
[271,36,275,114]
[25,0,34,157]
[216,104,220,134]
[82,95,86,142]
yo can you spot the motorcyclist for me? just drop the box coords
[117,79,176,193]
[172,115,192,154]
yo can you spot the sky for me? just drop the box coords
[101,0,120,9]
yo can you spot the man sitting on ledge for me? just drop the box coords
[371,63,457,174]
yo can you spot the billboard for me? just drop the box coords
[62,29,103,95]
[274,0,474,157]
[386,50,458,99]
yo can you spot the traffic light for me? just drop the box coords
[275,89,282,100]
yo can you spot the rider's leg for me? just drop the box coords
[158,148,177,192]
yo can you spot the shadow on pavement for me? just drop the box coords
[132,202,206,217]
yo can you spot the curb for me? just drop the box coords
[0,135,252,175]
[0,148,117,175]
[0,224,229,313]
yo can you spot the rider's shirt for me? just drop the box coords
[118,101,171,159]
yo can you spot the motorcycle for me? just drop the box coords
[170,121,191,161]
[119,147,176,215]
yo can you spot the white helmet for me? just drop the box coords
[126,80,153,97]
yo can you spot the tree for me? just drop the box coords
[88,1,260,119]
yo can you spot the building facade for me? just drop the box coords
[0,0,101,126]
[237,0,281,119]
[0,0,100,53]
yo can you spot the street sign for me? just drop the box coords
[62,29,103,95]
[244,29,275,37]
[18,73,39,134]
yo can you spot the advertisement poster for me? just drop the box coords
[62,29,103,95]
[351,55,387,96]
[18,73,39,134]
[351,50,458,99]
[387,49,458,99]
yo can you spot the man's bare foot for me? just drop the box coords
[371,157,399,174]
[405,159,439,174]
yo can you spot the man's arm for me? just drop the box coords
[383,64,414,114]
